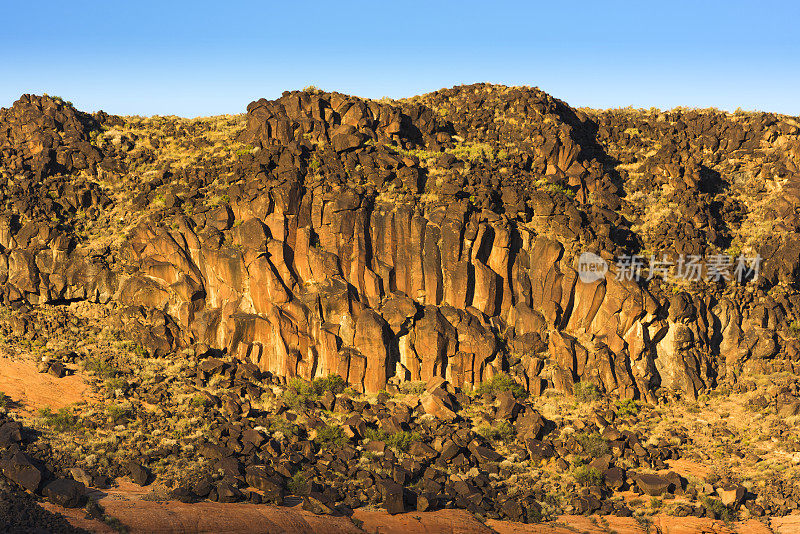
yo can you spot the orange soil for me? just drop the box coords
[0,355,89,413]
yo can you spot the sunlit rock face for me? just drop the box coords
[3,85,800,397]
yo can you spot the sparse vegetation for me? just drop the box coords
[573,465,603,486]
[574,381,601,402]
[574,431,610,458]
[477,420,516,443]
[473,374,528,399]
[363,428,422,452]
[39,407,79,432]
[314,424,348,449]
[615,398,639,418]
[789,320,800,339]
[84,356,117,379]
[288,471,308,495]
[702,496,734,522]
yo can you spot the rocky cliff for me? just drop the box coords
[2,85,800,401]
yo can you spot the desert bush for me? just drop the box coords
[702,496,734,522]
[790,320,800,339]
[314,424,348,450]
[574,431,610,458]
[288,471,308,495]
[311,375,346,396]
[574,381,601,402]
[398,381,426,395]
[284,375,347,407]
[39,407,79,431]
[473,374,528,399]
[106,404,134,423]
[478,420,516,443]
[283,377,316,407]
[190,395,209,408]
[363,428,422,452]
[266,416,299,438]
[615,398,639,418]
[573,465,603,486]
[84,356,117,379]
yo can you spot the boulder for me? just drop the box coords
[42,478,86,508]
[0,451,42,492]
[635,474,671,496]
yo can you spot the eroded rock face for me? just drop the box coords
[239,90,453,152]
[2,86,800,398]
[0,94,106,177]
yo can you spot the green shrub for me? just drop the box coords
[104,378,127,391]
[284,375,347,407]
[574,431,610,458]
[385,430,422,451]
[106,404,134,423]
[398,381,426,395]
[473,374,528,399]
[790,320,800,339]
[288,471,308,495]
[84,357,117,379]
[190,395,209,408]
[573,381,601,402]
[267,416,299,438]
[363,428,422,452]
[283,377,316,407]
[39,407,79,431]
[702,496,734,522]
[573,465,603,486]
[478,420,516,443]
[0,392,9,409]
[314,424,348,450]
[615,398,639,418]
[311,375,346,396]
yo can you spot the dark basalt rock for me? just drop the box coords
[42,478,86,508]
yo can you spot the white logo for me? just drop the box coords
[577,252,608,283]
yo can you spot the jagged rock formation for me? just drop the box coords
[2,86,800,399]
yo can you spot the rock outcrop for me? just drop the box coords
[2,85,800,399]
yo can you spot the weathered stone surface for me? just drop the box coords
[636,474,671,496]
[42,478,86,508]
[0,452,42,492]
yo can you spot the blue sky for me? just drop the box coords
[1,1,798,117]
